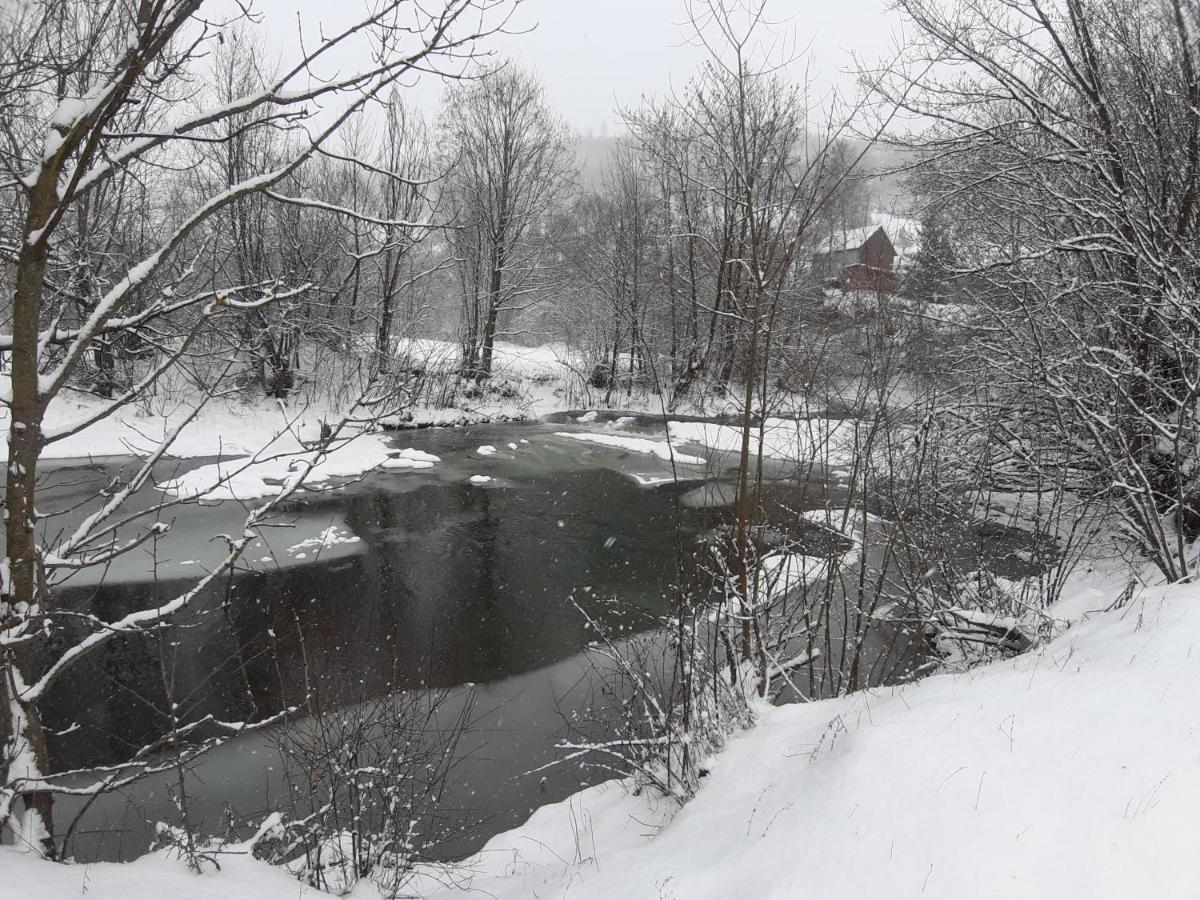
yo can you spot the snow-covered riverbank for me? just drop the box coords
[7,563,1197,898]
[1,339,865,466]
[411,565,1195,900]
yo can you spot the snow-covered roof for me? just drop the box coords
[813,224,886,255]
[873,213,919,249]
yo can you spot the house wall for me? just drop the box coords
[811,248,859,280]
[861,229,896,271]
[841,263,898,292]
[810,228,898,291]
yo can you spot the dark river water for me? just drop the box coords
[27,415,1038,864]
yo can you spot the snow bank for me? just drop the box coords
[0,367,407,463]
[158,435,435,501]
[4,843,328,900]
[407,578,1200,899]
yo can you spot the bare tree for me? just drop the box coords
[0,0,511,856]
[369,96,443,368]
[555,140,661,400]
[441,64,573,379]
[878,0,1200,578]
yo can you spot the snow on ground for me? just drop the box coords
[889,295,975,325]
[4,341,865,483]
[553,431,706,466]
[668,417,859,466]
[0,343,562,464]
[400,573,1200,899]
[4,840,331,900]
[0,389,355,462]
[10,567,1197,899]
[157,433,439,501]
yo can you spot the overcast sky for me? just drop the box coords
[250,0,904,133]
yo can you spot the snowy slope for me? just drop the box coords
[4,844,331,899]
[410,580,1200,899]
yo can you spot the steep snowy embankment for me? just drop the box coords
[408,580,1200,899]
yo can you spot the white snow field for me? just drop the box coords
[8,570,1198,898]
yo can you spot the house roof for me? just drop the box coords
[814,224,886,255]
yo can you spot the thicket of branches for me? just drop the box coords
[878,0,1200,579]
[541,0,1200,804]
[0,0,512,859]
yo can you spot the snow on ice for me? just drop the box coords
[553,431,706,465]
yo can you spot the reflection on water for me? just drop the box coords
[42,424,716,862]
[47,463,696,772]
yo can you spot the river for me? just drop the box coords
[31,414,1031,864]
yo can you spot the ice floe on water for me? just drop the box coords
[801,507,890,533]
[628,473,680,487]
[754,549,832,602]
[286,525,362,556]
[157,435,440,501]
[553,431,705,465]
[667,418,859,466]
[680,481,738,507]
[389,447,441,464]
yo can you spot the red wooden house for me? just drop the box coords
[810,225,898,292]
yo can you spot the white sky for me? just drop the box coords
[246,0,904,132]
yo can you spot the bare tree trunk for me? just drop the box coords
[3,174,55,853]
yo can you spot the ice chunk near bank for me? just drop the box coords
[158,434,405,501]
[382,447,440,469]
[667,418,859,467]
[553,431,705,465]
[286,525,362,556]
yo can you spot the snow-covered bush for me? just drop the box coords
[258,688,471,895]
[559,596,753,804]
